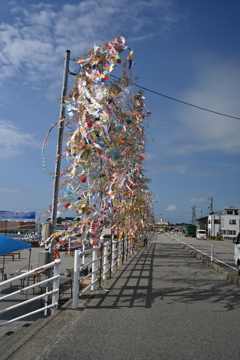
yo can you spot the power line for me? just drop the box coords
[68,68,240,120]
[110,75,240,121]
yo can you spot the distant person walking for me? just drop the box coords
[143,235,148,247]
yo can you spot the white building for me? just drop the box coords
[207,208,240,239]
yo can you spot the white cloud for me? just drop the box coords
[0,187,23,194]
[148,159,192,174]
[175,54,240,155]
[0,120,38,158]
[0,0,187,90]
[165,205,179,211]
[192,170,216,178]
[145,152,153,160]
[188,198,205,203]
[163,163,189,174]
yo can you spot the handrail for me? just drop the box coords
[0,259,61,326]
[171,234,237,271]
[3,259,61,286]
[72,239,136,309]
[0,303,58,327]
[0,275,59,300]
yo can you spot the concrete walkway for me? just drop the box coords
[6,234,240,359]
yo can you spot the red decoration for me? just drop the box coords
[80,176,87,183]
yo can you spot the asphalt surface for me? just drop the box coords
[170,233,236,268]
[37,234,240,360]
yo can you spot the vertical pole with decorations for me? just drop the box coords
[50,50,70,236]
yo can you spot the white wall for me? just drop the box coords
[208,213,240,238]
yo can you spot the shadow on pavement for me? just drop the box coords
[86,243,156,309]
[86,241,240,313]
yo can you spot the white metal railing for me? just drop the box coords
[0,259,61,327]
[72,238,135,309]
[171,234,237,271]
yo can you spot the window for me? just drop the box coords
[214,219,220,224]
[229,220,236,225]
[220,230,226,235]
[227,211,233,215]
[227,230,236,235]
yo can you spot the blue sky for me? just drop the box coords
[0,0,240,224]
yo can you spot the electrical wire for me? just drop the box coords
[110,74,240,121]
[67,68,240,121]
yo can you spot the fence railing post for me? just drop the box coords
[211,245,214,262]
[82,243,85,266]
[99,243,103,287]
[72,250,81,309]
[117,240,121,268]
[51,259,60,314]
[112,241,116,273]
[103,243,108,280]
[91,246,97,290]
[109,232,113,278]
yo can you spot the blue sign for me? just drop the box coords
[0,211,36,220]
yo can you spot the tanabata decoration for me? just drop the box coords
[42,118,65,172]
[44,36,154,248]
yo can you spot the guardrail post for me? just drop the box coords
[51,259,60,314]
[91,246,97,290]
[72,250,81,309]
[82,243,85,265]
[129,241,133,256]
[117,240,121,268]
[99,243,103,287]
[122,238,125,265]
[109,233,113,278]
[103,243,108,280]
[112,241,116,272]
[211,245,214,262]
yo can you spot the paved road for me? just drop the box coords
[40,234,240,360]
[169,234,236,268]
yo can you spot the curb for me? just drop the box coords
[1,298,77,360]
[168,236,240,288]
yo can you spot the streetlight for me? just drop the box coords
[154,214,162,230]
[36,216,41,237]
[155,213,162,221]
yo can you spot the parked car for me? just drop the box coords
[196,229,207,240]
[233,235,240,275]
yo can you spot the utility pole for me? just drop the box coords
[208,197,213,236]
[50,50,70,235]
[209,197,213,214]
[191,206,196,225]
